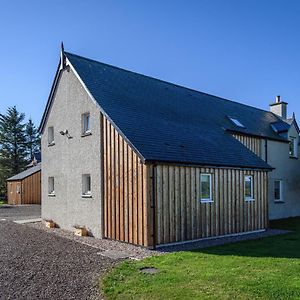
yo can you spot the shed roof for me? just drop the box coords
[7,163,41,181]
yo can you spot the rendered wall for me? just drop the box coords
[267,125,300,219]
[41,66,103,237]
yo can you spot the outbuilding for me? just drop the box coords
[7,163,41,205]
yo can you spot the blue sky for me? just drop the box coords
[0,0,300,126]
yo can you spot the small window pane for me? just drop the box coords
[274,180,282,201]
[82,113,91,134]
[82,174,91,196]
[244,175,253,200]
[289,138,296,157]
[201,174,212,201]
[229,117,245,128]
[48,177,55,195]
[48,127,54,144]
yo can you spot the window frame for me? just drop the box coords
[82,174,92,198]
[289,136,297,158]
[244,175,254,201]
[274,179,284,202]
[200,173,213,203]
[48,177,55,196]
[81,112,91,136]
[48,126,55,146]
[228,117,245,128]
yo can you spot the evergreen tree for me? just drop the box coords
[0,106,27,195]
[25,118,40,160]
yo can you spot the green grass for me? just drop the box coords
[0,200,6,207]
[102,218,300,299]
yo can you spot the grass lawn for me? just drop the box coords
[0,200,6,207]
[102,218,300,299]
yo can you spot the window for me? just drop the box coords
[289,137,297,158]
[48,177,55,196]
[200,174,213,202]
[229,117,245,128]
[274,180,283,202]
[82,174,92,197]
[48,127,55,145]
[244,175,254,201]
[82,113,91,135]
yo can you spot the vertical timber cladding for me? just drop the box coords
[232,134,262,157]
[22,171,41,204]
[155,165,268,245]
[103,115,153,247]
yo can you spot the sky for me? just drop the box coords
[0,0,300,126]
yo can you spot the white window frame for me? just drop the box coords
[289,137,297,158]
[244,175,254,201]
[82,174,92,198]
[81,112,91,135]
[200,173,213,203]
[274,179,284,202]
[48,177,55,196]
[48,126,55,146]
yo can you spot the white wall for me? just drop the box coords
[267,124,300,220]
[41,66,103,237]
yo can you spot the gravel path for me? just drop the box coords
[0,220,115,300]
[29,221,289,257]
[29,222,159,260]
[0,204,41,221]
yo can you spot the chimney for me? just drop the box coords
[269,95,288,119]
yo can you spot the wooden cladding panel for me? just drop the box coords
[233,134,262,157]
[22,171,41,204]
[155,165,268,245]
[103,116,152,246]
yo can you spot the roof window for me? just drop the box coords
[228,117,245,128]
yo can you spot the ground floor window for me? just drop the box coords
[274,180,283,202]
[82,174,92,197]
[244,175,254,201]
[200,174,213,202]
[48,177,55,196]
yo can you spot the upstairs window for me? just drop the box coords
[244,175,254,201]
[200,174,213,202]
[82,113,91,135]
[274,180,283,202]
[289,137,297,158]
[48,127,55,145]
[48,177,55,196]
[229,117,245,128]
[82,174,92,197]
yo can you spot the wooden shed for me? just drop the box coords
[7,163,41,205]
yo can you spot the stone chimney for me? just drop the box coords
[269,95,288,119]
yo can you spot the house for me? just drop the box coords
[7,162,41,205]
[39,46,300,247]
[26,151,41,168]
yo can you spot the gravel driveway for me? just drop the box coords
[0,220,115,300]
[0,204,41,221]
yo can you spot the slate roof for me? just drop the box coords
[7,163,41,181]
[44,51,295,169]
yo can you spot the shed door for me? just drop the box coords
[15,183,21,204]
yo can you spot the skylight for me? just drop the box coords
[229,117,245,128]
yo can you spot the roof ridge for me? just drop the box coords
[64,51,277,118]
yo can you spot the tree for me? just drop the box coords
[25,118,40,160]
[0,106,27,195]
